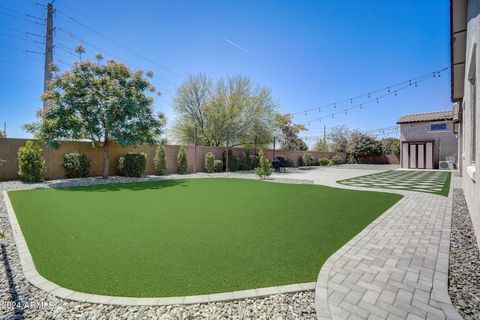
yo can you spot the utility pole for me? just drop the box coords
[272,136,276,159]
[43,2,54,108]
[323,125,327,147]
[225,131,229,172]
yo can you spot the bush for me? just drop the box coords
[177,145,188,174]
[240,149,254,171]
[255,150,272,179]
[286,158,295,167]
[222,149,239,171]
[302,152,313,167]
[118,152,147,177]
[205,152,215,173]
[154,144,167,175]
[318,157,330,166]
[63,152,90,178]
[0,159,5,167]
[297,156,304,167]
[214,160,223,172]
[330,155,343,165]
[328,159,334,167]
[17,141,45,182]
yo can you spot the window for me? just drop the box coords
[430,123,448,131]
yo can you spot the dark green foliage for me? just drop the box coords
[255,150,272,179]
[330,155,343,165]
[154,144,167,175]
[17,141,45,182]
[205,152,215,173]
[302,152,313,167]
[214,160,223,172]
[118,153,147,177]
[318,157,330,166]
[240,149,254,171]
[381,138,400,155]
[63,152,90,178]
[286,158,295,167]
[348,132,382,158]
[177,145,188,174]
[223,149,239,171]
[297,156,304,167]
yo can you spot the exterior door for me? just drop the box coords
[409,144,417,168]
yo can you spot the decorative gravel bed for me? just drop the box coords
[449,189,480,320]
[0,176,316,319]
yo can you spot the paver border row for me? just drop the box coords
[3,190,314,306]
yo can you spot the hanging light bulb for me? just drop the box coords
[360,104,363,109]
[350,98,353,103]
[376,98,379,103]
[344,109,347,115]
[331,114,334,119]
[409,80,412,86]
[394,90,398,96]
[318,107,321,112]
[414,81,417,87]
[433,72,436,77]
[333,103,336,108]
[388,87,391,93]
[368,93,371,99]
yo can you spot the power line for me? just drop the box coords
[55,8,184,80]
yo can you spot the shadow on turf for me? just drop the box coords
[51,179,189,192]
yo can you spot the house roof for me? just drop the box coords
[396,110,453,124]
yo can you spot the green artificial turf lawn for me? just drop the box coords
[8,178,402,297]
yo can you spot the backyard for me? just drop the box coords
[7,178,402,297]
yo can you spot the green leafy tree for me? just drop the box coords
[381,138,400,155]
[255,150,272,179]
[348,132,382,162]
[177,145,188,174]
[172,73,277,148]
[328,125,352,153]
[154,144,167,175]
[275,113,308,151]
[313,140,329,151]
[25,53,165,178]
[17,141,45,182]
[0,131,5,138]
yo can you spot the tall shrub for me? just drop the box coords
[154,144,167,175]
[222,149,239,171]
[255,150,272,179]
[302,152,313,167]
[240,149,254,170]
[177,145,188,174]
[205,152,215,173]
[17,140,45,182]
[63,152,90,178]
[118,152,147,177]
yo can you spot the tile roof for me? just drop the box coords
[396,110,453,124]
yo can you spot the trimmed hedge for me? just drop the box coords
[318,157,330,166]
[330,155,343,165]
[63,152,90,178]
[17,141,45,182]
[118,152,147,177]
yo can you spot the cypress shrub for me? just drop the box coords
[154,144,167,175]
[177,145,188,174]
[205,152,215,173]
[255,150,272,179]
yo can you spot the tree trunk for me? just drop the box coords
[102,141,110,179]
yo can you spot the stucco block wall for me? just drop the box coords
[0,138,350,181]
[400,121,458,168]
[461,0,480,247]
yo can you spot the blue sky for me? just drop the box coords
[0,0,450,142]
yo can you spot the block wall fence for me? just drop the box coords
[0,138,398,181]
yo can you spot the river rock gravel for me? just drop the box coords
[0,177,316,320]
[449,189,480,320]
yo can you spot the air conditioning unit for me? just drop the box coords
[439,161,454,170]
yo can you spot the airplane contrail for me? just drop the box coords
[224,38,251,55]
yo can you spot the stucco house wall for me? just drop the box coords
[400,121,458,168]
[451,0,480,246]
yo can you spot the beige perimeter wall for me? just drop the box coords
[0,138,354,181]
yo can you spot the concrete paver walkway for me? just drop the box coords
[282,167,462,320]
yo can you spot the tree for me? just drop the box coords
[381,137,400,155]
[17,141,45,182]
[313,140,329,151]
[172,73,277,148]
[348,132,382,162]
[274,113,308,151]
[0,131,5,138]
[25,53,165,178]
[328,125,352,153]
